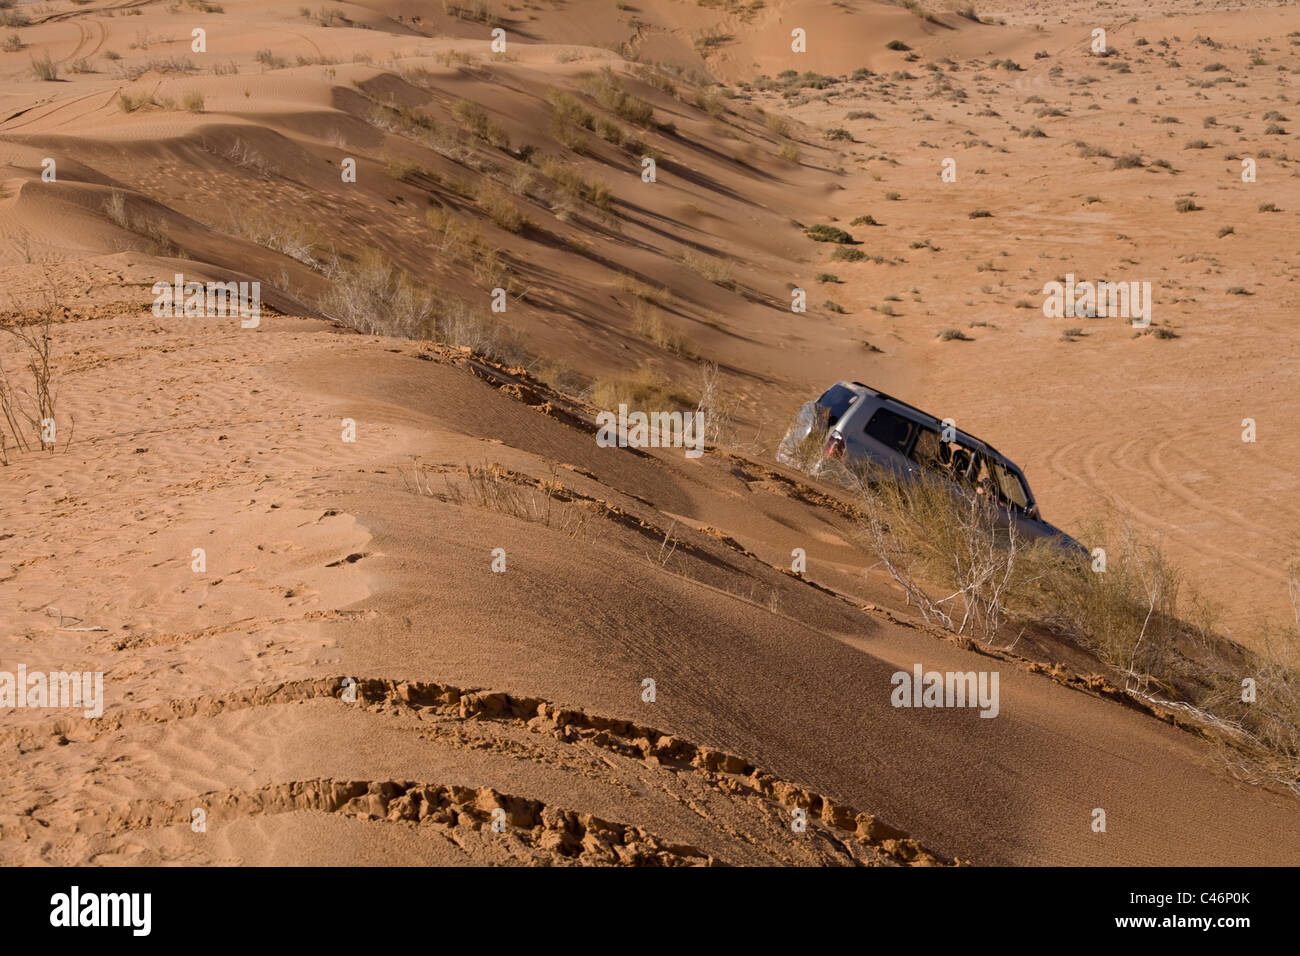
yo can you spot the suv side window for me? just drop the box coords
[909,426,943,468]
[864,409,916,454]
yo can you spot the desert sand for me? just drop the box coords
[0,0,1297,865]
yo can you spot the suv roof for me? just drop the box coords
[845,381,1013,469]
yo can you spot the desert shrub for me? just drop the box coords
[319,252,525,362]
[681,249,735,288]
[633,302,696,356]
[442,0,501,24]
[453,99,510,149]
[254,48,288,69]
[848,464,1026,638]
[30,51,58,81]
[535,154,613,211]
[100,190,176,254]
[228,208,328,266]
[475,181,528,233]
[588,368,693,412]
[763,113,790,137]
[804,224,855,244]
[320,252,436,337]
[582,67,656,127]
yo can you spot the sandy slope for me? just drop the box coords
[2,276,1298,865]
[1,0,1298,865]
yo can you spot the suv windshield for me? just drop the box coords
[815,384,859,425]
[991,460,1031,512]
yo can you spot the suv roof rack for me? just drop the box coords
[851,381,1008,462]
[852,383,938,426]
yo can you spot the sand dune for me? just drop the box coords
[1,0,1297,865]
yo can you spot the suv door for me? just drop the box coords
[854,407,921,476]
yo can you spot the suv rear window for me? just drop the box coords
[816,384,859,425]
[864,409,916,453]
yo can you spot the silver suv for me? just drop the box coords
[778,381,1085,554]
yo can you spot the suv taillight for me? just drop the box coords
[824,430,845,459]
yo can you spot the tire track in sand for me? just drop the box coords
[2,676,950,865]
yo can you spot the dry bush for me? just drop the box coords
[681,249,735,289]
[581,67,657,128]
[381,149,421,180]
[318,253,526,364]
[1017,520,1185,685]
[118,90,163,112]
[114,56,195,80]
[423,461,599,539]
[442,0,501,25]
[101,190,177,255]
[474,181,528,233]
[30,51,58,80]
[613,273,667,304]
[254,48,287,70]
[425,206,486,265]
[632,301,694,356]
[535,155,612,213]
[1,274,66,457]
[694,361,735,445]
[320,251,436,337]
[224,138,280,177]
[227,208,329,266]
[764,113,790,137]
[452,99,510,149]
[438,296,527,364]
[547,90,595,148]
[588,368,692,412]
[851,464,1022,637]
